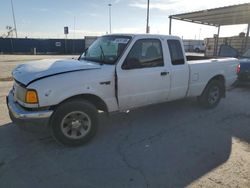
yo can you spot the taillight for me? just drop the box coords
[236,64,240,74]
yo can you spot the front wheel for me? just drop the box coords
[198,80,223,109]
[50,99,98,146]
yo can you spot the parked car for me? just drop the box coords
[193,43,205,53]
[7,34,238,146]
[237,49,250,84]
[219,44,250,84]
[183,40,205,53]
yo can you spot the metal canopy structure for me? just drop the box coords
[169,3,250,27]
[169,3,250,55]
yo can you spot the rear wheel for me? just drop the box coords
[195,48,200,53]
[50,100,98,146]
[198,80,223,109]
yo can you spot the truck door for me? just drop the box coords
[167,39,189,100]
[116,38,171,111]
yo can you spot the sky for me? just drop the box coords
[0,0,250,39]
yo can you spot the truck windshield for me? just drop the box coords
[80,35,131,65]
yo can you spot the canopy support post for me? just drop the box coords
[169,17,172,35]
[244,23,250,52]
[214,25,220,56]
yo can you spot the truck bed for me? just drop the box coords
[187,57,238,97]
[186,55,226,61]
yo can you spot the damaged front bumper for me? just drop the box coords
[6,91,53,126]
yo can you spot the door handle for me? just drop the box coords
[161,71,169,76]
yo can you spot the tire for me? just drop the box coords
[50,99,98,146]
[198,80,223,109]
[195,48,200,53]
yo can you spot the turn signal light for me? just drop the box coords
[25,90,38,104]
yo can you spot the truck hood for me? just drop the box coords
[12,59,101,86]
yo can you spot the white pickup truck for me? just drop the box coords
[7,34,238,146]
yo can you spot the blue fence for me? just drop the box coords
[0,38,85,54]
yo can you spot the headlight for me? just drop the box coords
[25,90,39,104]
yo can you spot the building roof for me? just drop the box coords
[169,3,250,27]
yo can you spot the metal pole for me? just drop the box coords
[244,23,250,51]
[10,0,18,38]
[198,28,201,40]
[214,25,220,56]
[73,16,76,54]
[108,4,112,34]
[169,17,172,35]
[65,34,67,54]
[74,16,76,39]
[146,0,150,33]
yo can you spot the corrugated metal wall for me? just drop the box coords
[0,38,85,54]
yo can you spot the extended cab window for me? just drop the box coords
[167,40,185,65]
[123,39,164,69]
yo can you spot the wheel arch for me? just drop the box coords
[205,74,226,97]
[53,94,109,113]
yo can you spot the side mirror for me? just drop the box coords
[122,57,141,70]
[218,44,239,58]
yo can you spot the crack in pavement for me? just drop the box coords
[208,177,224,185]
[0,163,4,179]
[116,117,150,188]
[125,108,220,149]
[0,162,5,169]
[114,107,222,188]
[218,113,250,122]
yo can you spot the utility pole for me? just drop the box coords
[64,26,69,54]
[10,0,18,38]
[198,28,201,40]
[146,0,150,33]
[108,4,112,34]
[73,16,76,54]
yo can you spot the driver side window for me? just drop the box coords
[122,39,164,69]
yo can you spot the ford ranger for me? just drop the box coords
[7,34,238,146]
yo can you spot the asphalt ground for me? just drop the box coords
[0,80,249,188]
